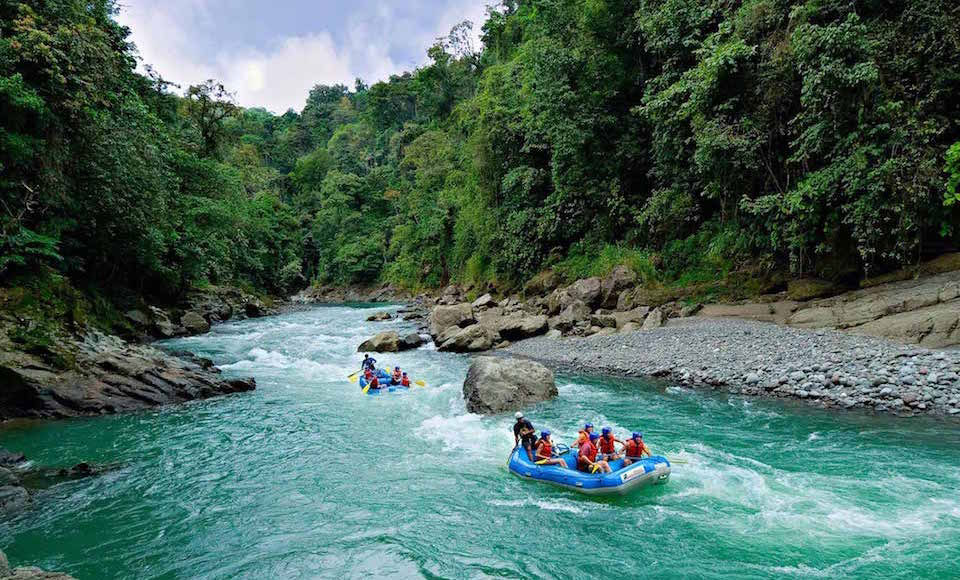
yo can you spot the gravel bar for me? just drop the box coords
[506,317,960,417]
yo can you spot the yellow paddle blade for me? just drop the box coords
[591,464,600,473]
[362,384,371,394]
[535,459,548,465]
[349,375,358,383]
[414,380,426,387]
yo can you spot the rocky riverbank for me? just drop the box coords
[0,549,74,580]
[507,317,960,417]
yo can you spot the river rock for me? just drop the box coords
[462,356,557,414]
[559,301,591,326]
[0,485,29,512]
[472,293,497,309]
[428,304,475,338]
[546,289,576,316]
[590,313,617,328]
[400,333,425,350]
[641,307,665,329]
[0,327,255,420]
[357,331,401,352]
[180,311,210,335]
[438,324,495,352]
[366,312,393,321]
[494,314,548,340]
[614,307,649,329]
[567,277,603,308]
[0,450,26,466]
[680,303,704,317]
[600,266,637,308]
[0,549,76,579]
[523,270,562,297]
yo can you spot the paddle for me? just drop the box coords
[347,370,360,380]
[414,380,427,387]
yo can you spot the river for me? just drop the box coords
[2,305,959,579]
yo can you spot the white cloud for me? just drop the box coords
[116,0,492,114]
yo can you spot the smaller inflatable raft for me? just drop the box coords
[508,444,670,495]
[359,369,411,395]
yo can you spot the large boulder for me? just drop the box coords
[600,266,638,308]
[642,307,666,329]
[567,277,603,307]
[438,324,495,352]
[546,289,575,316]
[559,301,591,325]
[180,311,210,335]
[462,356,557,414]
[357,331,401,352]
[428,304,475,338]
[493,314,549,341]
[400,333,425,350]
[472,293,497,309]
[614,306,649,329]
[523,270,562,297]
[0,328,255,420]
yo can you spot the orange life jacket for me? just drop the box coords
[401,377,410,387]
[599,434,616,454]
[625,439,646,457]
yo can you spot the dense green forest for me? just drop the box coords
[2,0,960,305]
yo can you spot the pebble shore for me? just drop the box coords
[507,317,960,417]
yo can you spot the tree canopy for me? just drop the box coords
[2,0,959,300]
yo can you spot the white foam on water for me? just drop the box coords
[415,413,512,462]
[486,498,591,515]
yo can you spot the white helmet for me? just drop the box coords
[515,412,524,419]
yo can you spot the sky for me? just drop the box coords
[115,0,490,113]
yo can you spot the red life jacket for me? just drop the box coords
[370,376,379,388]
[599,434,616,454]
[364,369,373,380]
[538,440,552,459]
[580,441,598,463]
[401,377,410,387]
[625,439,646,457]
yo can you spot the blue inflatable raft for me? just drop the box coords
[359,369,410,395]
[508,444,671,495]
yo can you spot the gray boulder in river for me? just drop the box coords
[357,331,401,352]
[462,356,557,414]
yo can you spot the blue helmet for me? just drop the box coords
[395,366,400,371]
[589,432,599,441]
[632,432,642,439]
[584,423,594,430]
[602,426,611,435]
[540,430,551,438]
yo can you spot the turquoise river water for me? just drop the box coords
[2,305,959,579]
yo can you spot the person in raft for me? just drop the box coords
[573,423,595,448]
[400,372,411,387]
[361,368,381,391]
[361,354,377,372]
[623,432,651,461]
[578,432,611,474]
[513,412,538,461]
[534,430,567,467]
[391,366,402,385]
[597,426,626,463]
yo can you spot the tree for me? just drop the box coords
[182,80,239,159]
